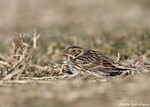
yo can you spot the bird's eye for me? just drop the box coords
[72,50,76,52]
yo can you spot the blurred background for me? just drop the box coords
[0,0,150,63]
[0,0,150,32]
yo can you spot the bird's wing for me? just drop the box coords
[88,50,117,67]
[73,50,131,71]
[73,54,114,70]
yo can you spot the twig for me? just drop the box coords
[0,80,57,84]
[32,29,41,49]
[116,52,120,62]
[0,61,9,66]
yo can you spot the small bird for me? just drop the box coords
[63,46,133,78]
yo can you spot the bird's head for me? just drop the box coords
[63,46,85,59]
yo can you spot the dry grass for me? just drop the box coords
[0,0,150,107]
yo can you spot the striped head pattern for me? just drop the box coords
[63,46,85,59]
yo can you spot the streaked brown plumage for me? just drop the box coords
[63,46,133,78]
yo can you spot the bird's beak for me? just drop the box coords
[63,50,68,56]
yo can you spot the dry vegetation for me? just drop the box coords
[0,0,150,107]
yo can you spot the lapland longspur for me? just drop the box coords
[63,46,133,78]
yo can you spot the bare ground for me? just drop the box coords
[0,74,150,107]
